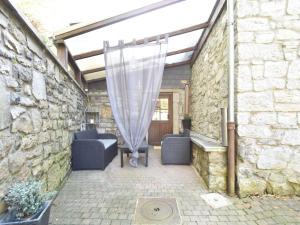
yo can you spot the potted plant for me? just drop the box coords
[182,114,191,130]
[0,180,56,225]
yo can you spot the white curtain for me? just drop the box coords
[104,38,168,167]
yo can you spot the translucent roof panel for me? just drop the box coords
[76,55,105,71]
[165,51,193,64]
[65,0,216,56]
[84,71,106,81]
[166,30,202,52]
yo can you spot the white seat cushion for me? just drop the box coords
[98,139,117,149]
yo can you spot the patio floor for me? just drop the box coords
[49,147,300,225]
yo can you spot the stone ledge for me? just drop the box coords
[190,131,227,152]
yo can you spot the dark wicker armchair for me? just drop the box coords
[71,129,118,170]
[161,133,191,165]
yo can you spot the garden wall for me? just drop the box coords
[236,0,300,197]
[0,0,87,211]
[190,9,228,142]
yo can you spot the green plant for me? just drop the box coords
[4,180,55,219]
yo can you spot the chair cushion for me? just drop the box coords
[98,139,117,149]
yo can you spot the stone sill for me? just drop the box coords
[190,131,226,152]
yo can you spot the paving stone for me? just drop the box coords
[49,148,300,225]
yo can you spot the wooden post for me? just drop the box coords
[184,84,189,115]
[56,43,68,69]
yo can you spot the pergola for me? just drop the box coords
[52,0,225,86]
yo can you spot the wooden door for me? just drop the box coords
[148,93,173,146]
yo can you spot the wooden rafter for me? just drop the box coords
[84,59,191,83]
[54,0,185,41]
[74,23,208,60]
[81,46,194,75]
[191,0,226,64]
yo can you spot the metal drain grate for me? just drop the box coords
[134,198,181,225]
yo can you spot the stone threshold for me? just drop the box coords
[190,131,226,152]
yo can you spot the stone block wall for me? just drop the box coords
[192,144,227,192]
[190,10,228,142]
[236,0,300,196]
[0,0,87,206]
[87,89,119,137]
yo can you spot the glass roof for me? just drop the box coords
[65,0,215,56]
[76,30,202,72]
[61,0,217,80]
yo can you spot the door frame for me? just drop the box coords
[148,92,173,145]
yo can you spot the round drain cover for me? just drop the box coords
[140,199,174,221]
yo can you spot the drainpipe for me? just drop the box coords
[227,0,236,196]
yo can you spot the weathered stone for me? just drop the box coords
[287,0,300,14]
[237,1,259,18]
[10,106,26,119]
[30,108,42,132]
[288,59,300,79]
[25,145,43,160]
[264,61,288,78]
[11,113,33,134]
[0,158,9,181]
[238,43,283,61]
[276,29,300,40]
[238,18,270,32]
[47,163,62,191]
[32,71,47,100]
[238,124,272,139]
[0,80,11,130]
[255,32,274,44]
[21,134,38,150]
[282,130,300,145]
[237,31,254,42]
[253,78,285,91]
[4,76,18,89]
[3,30,21,54]
[251,64,264,79]
[250,112,277,125]
[19,96,35,106]
[237,92,274,111]
[238,177,267,197]
[8,151,26,174]
[260,0,286,17]
[277,112,297,128]
[267,181,295,195]
[12,64,32,82]
[0,10,8,28]
[257,147,292,170]
[274,90,300,103]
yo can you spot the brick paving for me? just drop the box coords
[49,147,300,225]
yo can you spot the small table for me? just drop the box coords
[119,142,149,167]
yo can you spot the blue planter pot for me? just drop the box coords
[0,201,51,225]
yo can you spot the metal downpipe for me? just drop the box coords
[227,0,236,196]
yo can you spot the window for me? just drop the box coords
[152,97,169,121]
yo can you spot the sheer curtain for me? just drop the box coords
[104,38,168,167]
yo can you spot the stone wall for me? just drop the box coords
[0,0,87,207]
[190,10,228,142]
[236,0,300,196]
[192,144,227,192]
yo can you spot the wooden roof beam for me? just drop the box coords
[73,22,208,60]
[84,59,191,83]
[81,46,194,75]
[54,0,185,41]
